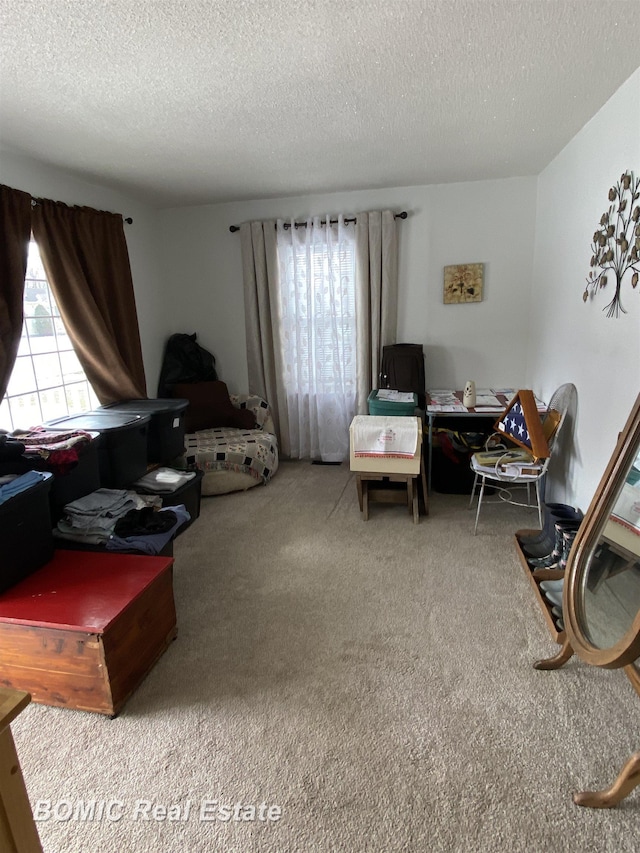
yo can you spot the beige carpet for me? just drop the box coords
[13,461,639,852]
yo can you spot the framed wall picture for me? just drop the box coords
[443,263,484,304]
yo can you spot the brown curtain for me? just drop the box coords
[31,199,147,403]
[0,185,32,399]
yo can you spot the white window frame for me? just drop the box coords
[1,240,99,431]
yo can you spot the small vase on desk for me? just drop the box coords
[463,381,476,408]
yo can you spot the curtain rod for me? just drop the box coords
[229,211,407,233]
[30,197,133,224]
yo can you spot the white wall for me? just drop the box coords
[528,68,640,510]
[0,148,168,392]
[159,177,537,395]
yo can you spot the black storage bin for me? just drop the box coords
[54,539,174,558]
[134,469,203,530]
[16,431,102,523]
[48,434,101,517]
[431,429,486,494]
[99,399,189,465]
[45,412,150,489]
[1,471,54,593]
[431,447,476,494]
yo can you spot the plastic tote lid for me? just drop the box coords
[99,399,189,415]
[44,411,151,431]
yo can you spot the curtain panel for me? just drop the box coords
[355,210,398,414]
[31,199,147,403]
[239,220,285,447]
[0,185,32,399]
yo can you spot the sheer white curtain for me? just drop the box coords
[276,215,356,461]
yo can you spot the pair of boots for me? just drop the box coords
[518,502,583,560]
[527,519,581,570]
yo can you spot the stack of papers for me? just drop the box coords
[427,390,466,412]
[376,389,415,403]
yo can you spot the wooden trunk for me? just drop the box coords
[0,551,177,717]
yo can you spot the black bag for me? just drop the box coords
[157,333,218,397]
[380,344,425,406]
[432,429,483,494]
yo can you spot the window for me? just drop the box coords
[0,240,99,431]
[276,222,357,398]
[274,217,357,461]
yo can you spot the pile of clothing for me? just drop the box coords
[0,469,50,505]
[132,467,197,494]
[54,488,190,555]
[7,428,95,475]
[0,432,31,477]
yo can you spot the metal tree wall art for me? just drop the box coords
[584,171,640,317]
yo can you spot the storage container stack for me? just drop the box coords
[1,433,54,591]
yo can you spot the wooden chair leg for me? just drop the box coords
[420,452,429,516]
[0,693,44,853]
[362,480,369,521]
[356,475,363,511]
[412,478,419,523]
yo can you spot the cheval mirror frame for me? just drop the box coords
[535,392,640,808]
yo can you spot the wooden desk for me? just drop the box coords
[0,688,43,852]
[0,551,177,717]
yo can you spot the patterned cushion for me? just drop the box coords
[184,427,278,485]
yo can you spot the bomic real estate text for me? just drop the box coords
[33,799,283,823]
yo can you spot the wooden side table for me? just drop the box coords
[350,416,428,522]
[0,688,43,852]
[356,471,420,522]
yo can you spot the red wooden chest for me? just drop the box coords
[0,550,177,716]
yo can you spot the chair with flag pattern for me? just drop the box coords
[468,383,576,534]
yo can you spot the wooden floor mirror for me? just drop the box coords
[535,392,640,808]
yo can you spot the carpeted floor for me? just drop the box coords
[13,460,639,852]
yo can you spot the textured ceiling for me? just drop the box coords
[1,0,638,208]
